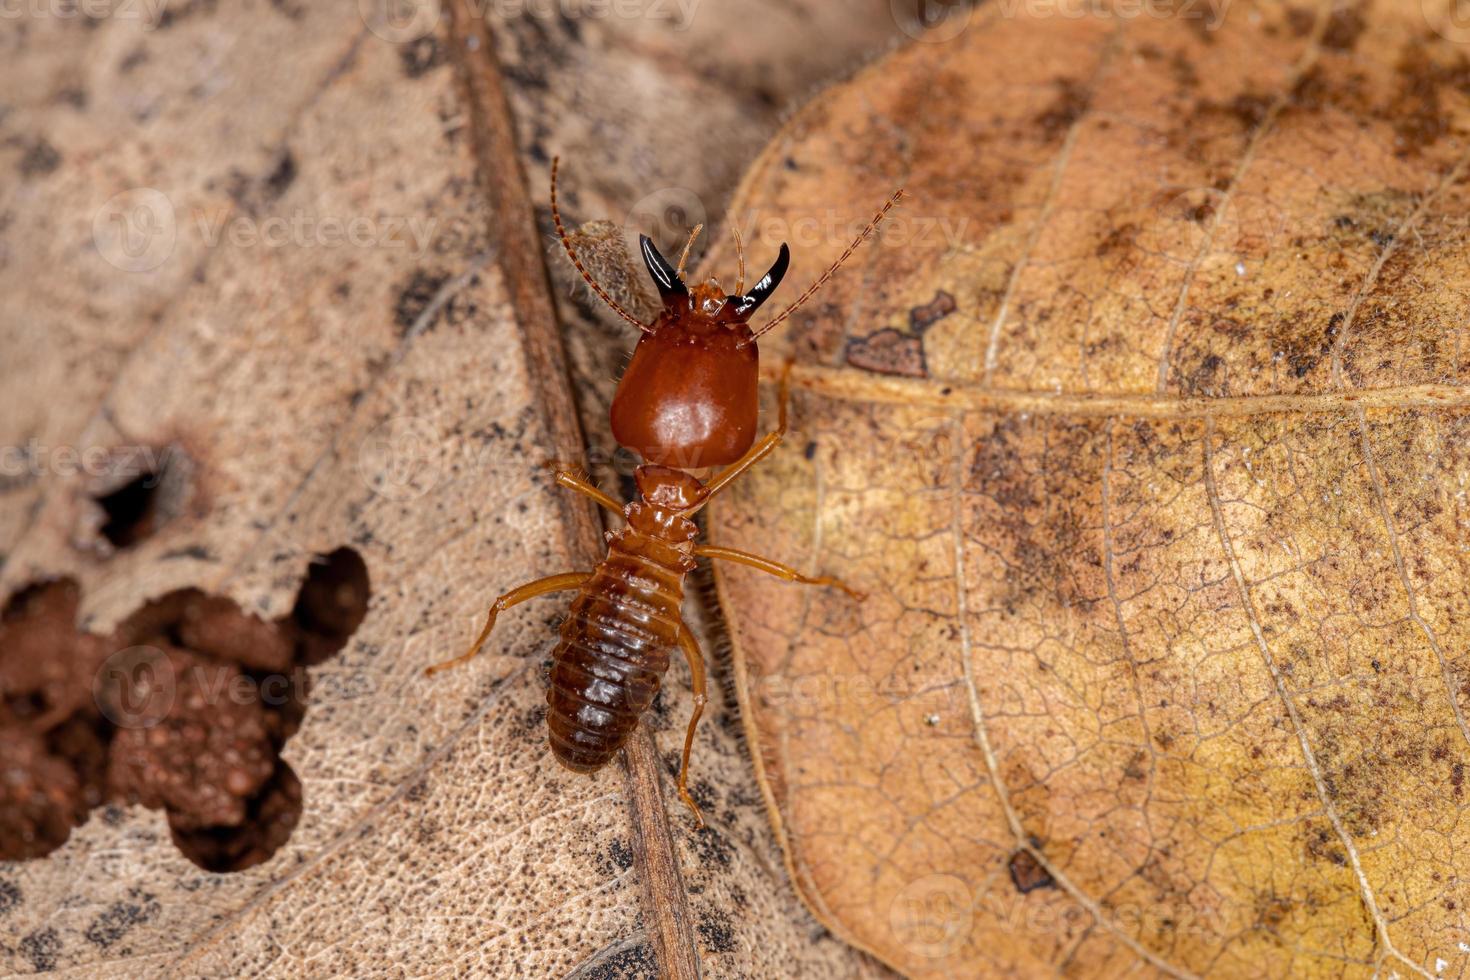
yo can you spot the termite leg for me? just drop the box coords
[685,364,792,514]
[425,572,591,676]
[549,467,624,514]
[693,545,864,601]
[674,623,710,829]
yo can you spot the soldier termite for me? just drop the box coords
[426,159,901,825]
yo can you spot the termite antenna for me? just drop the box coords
[675,223,703,280]
[732,224,746,295]
[550,157,653,335]
[745,189,904,344]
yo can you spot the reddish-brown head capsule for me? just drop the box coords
[609,236,789,467]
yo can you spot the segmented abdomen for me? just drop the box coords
[546,541,686,772]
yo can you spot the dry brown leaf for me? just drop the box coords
[0,3,907,977]
[709,1,1470,977]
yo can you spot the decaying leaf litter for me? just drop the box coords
[709,0,1470,977]
[0,2,906,976]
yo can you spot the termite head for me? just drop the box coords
[637,234,790,328]
[609,236,790,468]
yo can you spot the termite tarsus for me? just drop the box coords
[427,159,901,826]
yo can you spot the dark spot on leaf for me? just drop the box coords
[84,893,160,948]
[401,36,447,78]
[1008,849,1055,893]
[1095,222,1139,257]
[19,139,60,177]
[154,0,217,30]
[846,327,927,377]
[909,289,956,332]
[697,909,737,953]
[1321,2,1367,51]
[575,940,657,980]
[263,150,297,200]
[0,879,19,915]
[395,269,450,334]
[690,823,733,870]
[1388,41,1469,155]
[20,927,60,972]
[1036,77,1090,140]
[1186,200,1215,223]
[1228,92,1272,129]
[118,46,149,73]
[1284,5,1315,37]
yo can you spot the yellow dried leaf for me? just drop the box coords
[711,2,1470,976]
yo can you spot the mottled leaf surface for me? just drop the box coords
[710,2,1470,976]
[0,3,904,977]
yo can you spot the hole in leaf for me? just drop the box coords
[0,548,370,871]
[81,444,193,553]
[290,547,371,665]
[95,472,158,549]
